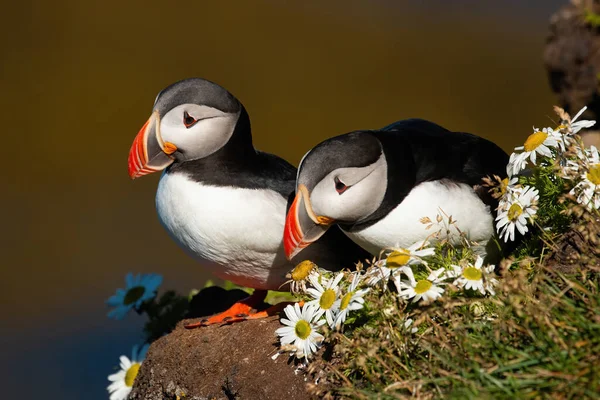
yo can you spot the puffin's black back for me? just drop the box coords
[345,119,509,231]
[379,118,508,185]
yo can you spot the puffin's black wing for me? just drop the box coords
[376,118,508,187]
[381,119,417,131]
[353,119,508,231]
[252,151,297,199]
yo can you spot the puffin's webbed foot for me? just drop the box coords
[184,291,302,328]
[184,289,270,328]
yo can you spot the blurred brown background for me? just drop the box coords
[1,0,566,398]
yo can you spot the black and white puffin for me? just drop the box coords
[127,78,368,325]
[284,119,509,260]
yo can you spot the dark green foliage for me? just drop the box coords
[141,290,190,343]
[138,282,295,343]
[511,161,572,263]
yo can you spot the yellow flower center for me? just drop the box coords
[414,280,432,294]
[507,203,523,222]
[124,286,145,305]
[124,363,141,387]
[295,320,311,339]
[463,266,482,281]
[319,289,336,310]
[587,164,600,185]
[290,260,315,281]
[387,250,411,268]
[500,177,509,195]
[339,292,352,310]
[523,131,547,152]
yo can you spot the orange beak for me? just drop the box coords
[128,111,177,179]
[284,184,334,259]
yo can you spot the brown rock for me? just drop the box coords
[544,0,600,147]
[129,316,311,400]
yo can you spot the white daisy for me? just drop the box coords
[366,240,435,287]
[275,303,325,359]
[395,267,446,304]
[496,180,522,213]
[499,176,519,197]
[552,107,596,152]
[306,272,344,328]
[332,272,369,329]
[497,175,521,208]
[495,185,539,242]
[483,266,499,296]
[571,120,596,134]
[107,344,149,400]
[508,127,560,175]
[106,273,163,319]
[451,256,497,295]
[507,152,528,177]
[284,260,319,294]
[569,145,600,210]
[552,126,576,152]
[569,106,596,135]
[516,127,560,163]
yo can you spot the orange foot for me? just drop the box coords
[185,290,281,328]
[184,290,305,329]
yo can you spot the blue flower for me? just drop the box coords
[107,343,150,400]
[130,343,150,363]
[106,273,162,320]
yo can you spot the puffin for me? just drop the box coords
[127,78,369,326]
[283,119,509,261]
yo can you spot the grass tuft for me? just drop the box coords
[310,261,600,399]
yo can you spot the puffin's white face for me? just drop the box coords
[309,154,388,222]
[128,78,244,179]
[159,104,240,162]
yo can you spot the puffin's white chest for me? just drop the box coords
[344,180,494,254]
[155,172,292,289]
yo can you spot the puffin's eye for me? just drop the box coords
[334,177,349,194]
[183,111,198,128]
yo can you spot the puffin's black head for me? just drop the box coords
[284,131,388,259]
[128,78,244,179]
